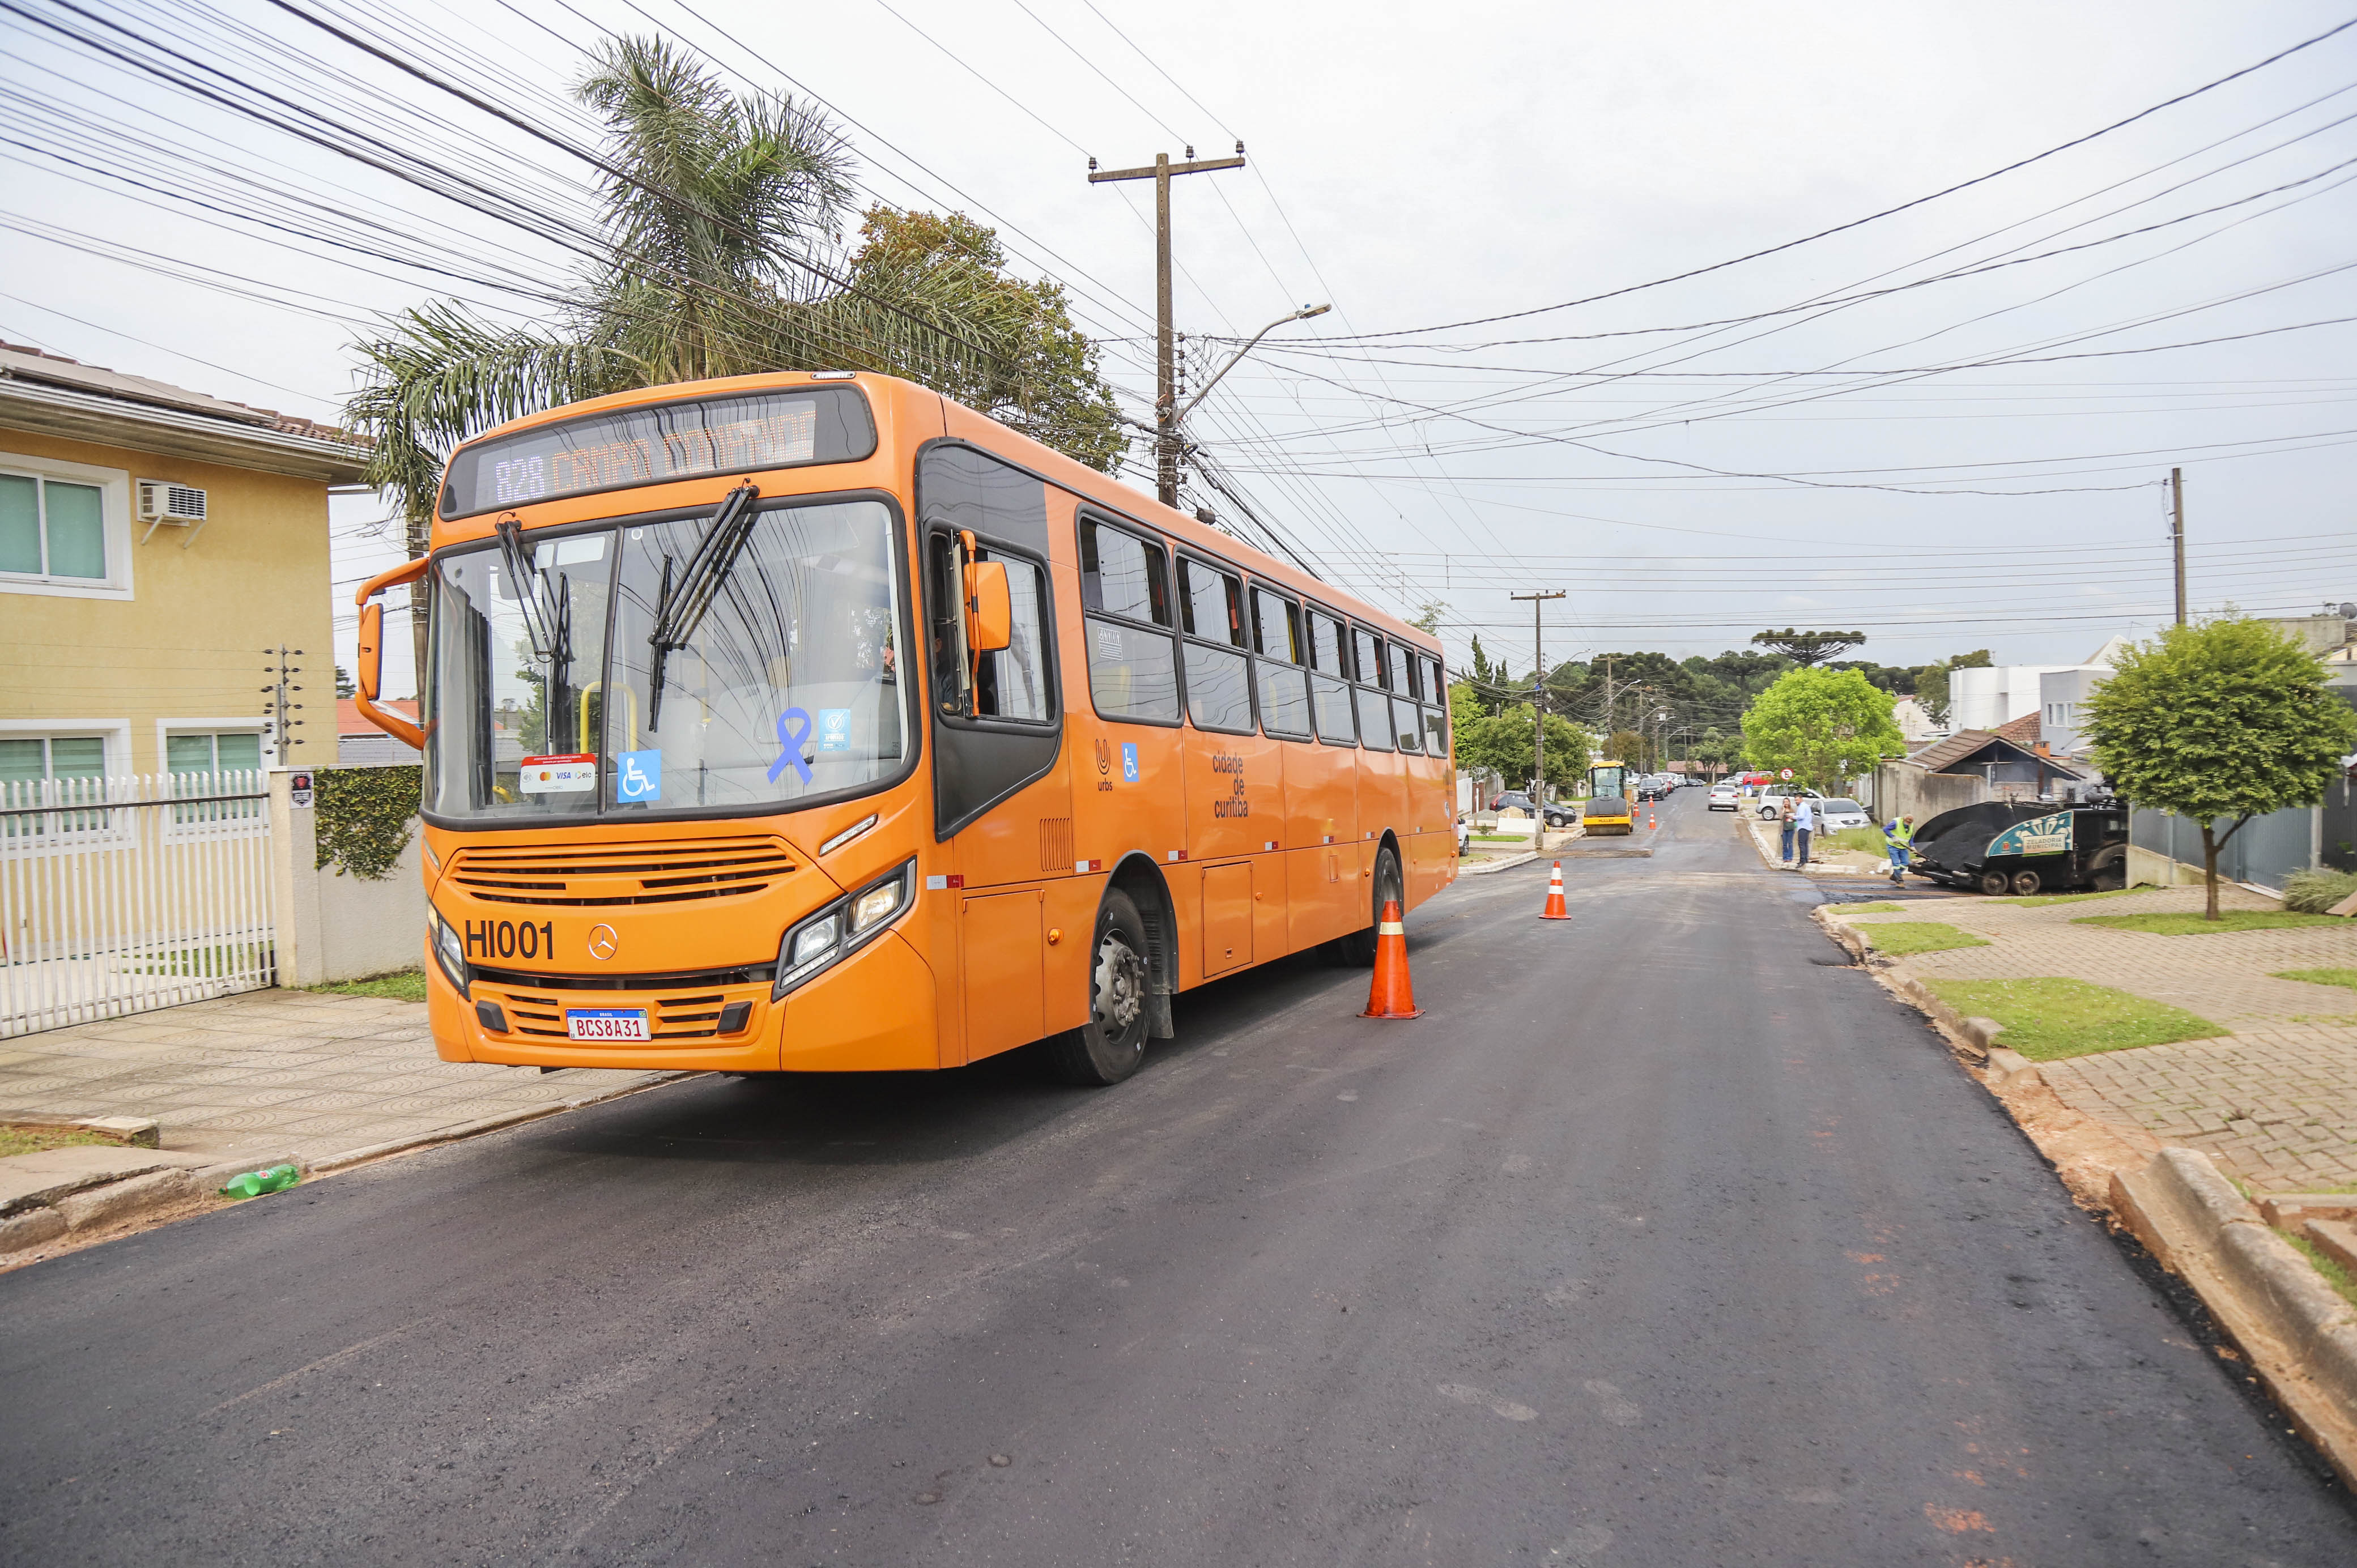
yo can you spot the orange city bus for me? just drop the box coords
[351,371,1457,1085]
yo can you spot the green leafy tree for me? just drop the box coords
[349,34,1126,556]
[1410,600,1448,634]
[1605,728,1644,768]
[1741,667,1904,792]
[2083,618,2357,919]
[1455,705,1590,795]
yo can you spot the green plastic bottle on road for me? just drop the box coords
[219,1164,301,1199]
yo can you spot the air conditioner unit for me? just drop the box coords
[138,480,210,546]
[138,480,206,525]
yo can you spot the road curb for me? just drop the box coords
[1459,852,1538,877]
[2,1072,696,1266]
[2111,1147,2357,1490]
[306,1071,695,1174]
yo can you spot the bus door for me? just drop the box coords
[1177,555,1277,977]
[920,447,1069,1062]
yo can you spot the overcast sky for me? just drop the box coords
[6,0,2355,696]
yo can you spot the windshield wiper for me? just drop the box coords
[495,515,560,663]
[646,482,760,728]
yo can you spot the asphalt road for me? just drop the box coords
[5,791,2352,1566]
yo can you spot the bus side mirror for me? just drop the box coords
[356,601,384,701]
[964,560,1012,655]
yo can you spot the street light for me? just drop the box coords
[1175,304,1331,425]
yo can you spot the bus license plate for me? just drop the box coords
[565,1008,649,1042]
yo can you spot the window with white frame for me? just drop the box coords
[1,733,110,837]
[0,454,131,598]
[166,730,265,823]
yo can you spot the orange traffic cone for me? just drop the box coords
[1539,860,1571,919]
[1647,808,1658,830]
[1360,899,1423,1019]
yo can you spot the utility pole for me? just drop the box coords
[1511,590,1567,800]
[1090,143,1246,507]
[1599,655,1619,746]
[2170,466,2187,625]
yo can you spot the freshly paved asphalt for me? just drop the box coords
[5,792,2353,1566]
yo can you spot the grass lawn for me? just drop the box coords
[2073,911,2351,936]
[308,969,430,1003]
[1923,976,2222,1062]
[2288,1235,2357,1311]
[1824,826,1892,855]
[0,1124,120,1158]
[1988,888,2145,907]
[1854,921,1990,956]
[2276,968,2357,992]
[1835,902,1907,914]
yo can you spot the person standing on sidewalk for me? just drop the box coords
[1882,813,1916,885]
[1778,794,1798,865]
[1792,796,1817,870]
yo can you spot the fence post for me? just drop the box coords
[268,768,325,990]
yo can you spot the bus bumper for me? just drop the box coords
[426,929,939,1073]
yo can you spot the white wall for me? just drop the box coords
[267,767,427,986]
[1951,664,2075,732]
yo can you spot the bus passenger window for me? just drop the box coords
[1351,623,1393,753]
[1306,610,1356,745]
[1178,557,1253,734]
[1250,586,1311,738]
[1389,644,1416,699]
[1178,557,1244,647]
[1423,655,1450,756]
[1394,689,1424,753]
[1080,517,1179,724]
[1081,519,1169,625]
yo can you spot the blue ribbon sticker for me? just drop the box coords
[769,708,814,784]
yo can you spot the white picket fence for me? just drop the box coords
[1,771,275,1036]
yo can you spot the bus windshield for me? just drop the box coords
[423,497,907,822]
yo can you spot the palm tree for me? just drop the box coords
[350,35,1123,555]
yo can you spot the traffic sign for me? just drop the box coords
[1779,768,1793,780]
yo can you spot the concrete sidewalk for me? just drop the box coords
[0,988,671,1168]
[1841,885,2357,1191]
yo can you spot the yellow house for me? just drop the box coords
[1,343,367,786]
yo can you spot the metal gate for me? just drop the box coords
[2,771,275,1037]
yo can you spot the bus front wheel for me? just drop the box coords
[1046,889,1152,1086]
[1332,845,1403,967]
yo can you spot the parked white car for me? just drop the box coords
[1707,783,1739,811]
[1816,798,1870,830]
[1754,786,1827,819]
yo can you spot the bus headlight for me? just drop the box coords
[429,911,469,998]
[773,859,915,1000]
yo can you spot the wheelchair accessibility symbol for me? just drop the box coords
[1121,742,1139,783]
[616,749,662,803]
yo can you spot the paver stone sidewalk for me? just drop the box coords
[0,988,668,1166]
[1846,884,2357,1191]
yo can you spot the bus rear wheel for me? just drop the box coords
[1332,844,1403,967]
[1045,889,1151,1086]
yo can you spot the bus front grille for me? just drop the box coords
[494,988,752,1041]
[449,837,798,907]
